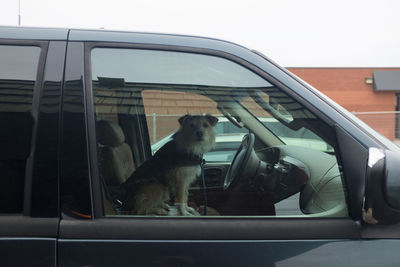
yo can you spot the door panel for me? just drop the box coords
[59,218,359,266]
[0,215,58,265]
[0,238,56,266]
[58,238,400,267]
[58,39,364,266]
[59,218,359,240]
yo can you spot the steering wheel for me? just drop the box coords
[223,133,256,190]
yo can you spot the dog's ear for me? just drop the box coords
[205,115,218,126]
[178,114,191,126]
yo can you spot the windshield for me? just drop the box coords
[235,88,335,153]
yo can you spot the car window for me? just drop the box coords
[241,95,334,153]
[91,47,348,218]
[0,45,41,213]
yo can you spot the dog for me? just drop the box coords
[121,114,218,216]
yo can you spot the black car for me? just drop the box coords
[1,26,400,267]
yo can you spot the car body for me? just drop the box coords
[2,26,400,267]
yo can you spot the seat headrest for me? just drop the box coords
[97,120,126,146]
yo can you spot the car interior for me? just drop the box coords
[93,81,348,218]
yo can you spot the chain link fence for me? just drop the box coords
[352,111,400,145]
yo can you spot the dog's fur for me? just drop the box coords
[122,114,218,215]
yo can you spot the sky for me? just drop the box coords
[1,0,399,67]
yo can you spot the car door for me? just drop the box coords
[0,29,67,266]
[57,29,400,267]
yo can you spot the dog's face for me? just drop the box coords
[174,114,218,156]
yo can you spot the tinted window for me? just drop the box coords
[91,48,347,218]
[0,45,41,213]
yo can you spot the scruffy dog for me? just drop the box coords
[121,114,218,216]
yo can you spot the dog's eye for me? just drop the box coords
[203,123,209,128]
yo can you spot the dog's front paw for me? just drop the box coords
[175,203,195,216]
[186,206,197,215]
[150,203,171,215]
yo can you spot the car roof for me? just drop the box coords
[0,26,247,50]
[68,28,256,59]
[0,26,263,64]
[0,26,69,40]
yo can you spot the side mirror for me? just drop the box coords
[363,148,400,224]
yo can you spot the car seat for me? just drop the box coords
[96,120,136,214]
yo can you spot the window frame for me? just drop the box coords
[0,37,68,267]
[0,38,63,245]
[83,42,358,239]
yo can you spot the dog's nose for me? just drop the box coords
[196,131,203,138]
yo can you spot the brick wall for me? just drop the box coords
[288,68,398,112]
[288,68,400,140]
[143,90,219,142]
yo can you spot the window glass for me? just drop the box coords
[91,48,347,218]
[92,49,269,87]
[241,93,334,153]
[0,45,41,213]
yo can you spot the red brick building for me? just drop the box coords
[288,68,400,140]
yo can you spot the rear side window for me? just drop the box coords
[0,45,41,213]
